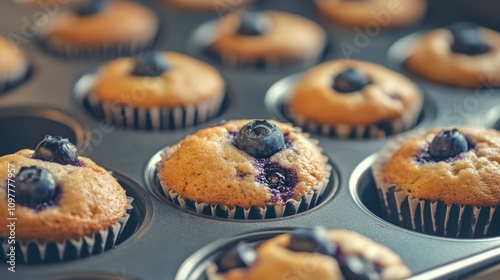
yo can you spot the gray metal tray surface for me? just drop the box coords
[1,0,500,279]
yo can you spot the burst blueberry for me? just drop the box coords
[333,69,371,93]
[448,22,491,55]
[429,128,468,161]
[235,120,285,158]
[16,166,57,208]
[216,242,257,273]
[288,227,336,256]
[237,11,270,36]
[76,0,108,16]
[338,255,379,280]
[32,135,79,166]
[131,51,171,77]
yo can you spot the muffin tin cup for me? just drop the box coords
[155,145,333,220]
[0,197,133,264]
[371,135,499,238]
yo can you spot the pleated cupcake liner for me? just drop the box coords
[0,66,32,94]
[87,93,225,130]
[155,137,332,220]
[0,197,133,264]
[37,37,156,59]
[285,97,422,139]
[372,135,499,238]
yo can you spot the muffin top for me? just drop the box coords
[209,228,411,280]
[210,10,326,64]
[90,51,225,108]
[406,22,500,88]
[0,35,29,81]
[0,137,128,242]
[315,0,426,28]
[289,59,422,126]
[157,119,326,208]
[382,127,500,206]
[39,0,158,47]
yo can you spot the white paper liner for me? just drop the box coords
[372,133,498,238]
[211,50,322,69]
[39,37,155,59]
[286,97,422,139]
[155,135,332,220]
[0,197,133,263]
[0,66,31,94]
[87,92,225,130]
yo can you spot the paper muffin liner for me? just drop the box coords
[37,37,156,59]
[155,139,331,220]
[87,92,225,130]
[371,135,499,238]
[0,197,133,264]
[286,97,422,139]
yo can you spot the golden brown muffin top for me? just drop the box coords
[211,11,326,63]
[158,120,326,208]
[406,26,500,88]
[382,127,500,206]
[40,0,158,47]
[212,230,411,280]
[289,59,422,126]
[315,0,426,28]
[90,52,225,108]
[0,150,128,242]
[0,36,29,81]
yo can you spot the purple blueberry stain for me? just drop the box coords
[255,159,298,203]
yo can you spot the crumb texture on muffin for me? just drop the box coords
[0,149,128,242]
[158,120,326,208]
[383,127,500,206]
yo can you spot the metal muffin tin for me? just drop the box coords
[1,0,500,279]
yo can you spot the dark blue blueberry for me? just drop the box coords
[237,11,270,36]
[131,51,171,77]
[288,227,337,256]
[333,69,371,93]
[32,135,79,166]
[216,242,257,273]
[338,255,379,280]
[16,166,57,208]
[429,128,468,161]
[448,22,491,55]
[76,0,108,16]
[235,120,285,158]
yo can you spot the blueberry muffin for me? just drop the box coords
[208,10,327,68]
[372,127,500,238]
[163,0,253,11]
[157,119,330,219]
[207,227,411,280]
[406,22,500,88]
[38,0,158,58]
[315,0,426,28]
[288,59,423,138]
[88,51,225,130]
[0,136,130,262]
[0,35,31,93]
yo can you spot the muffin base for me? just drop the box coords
[87,92,225,130]
[37,37,156,59]
[0,66,32,94]
[372,136,499,238]
[156,148,332,220]
[0,197,133,263]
